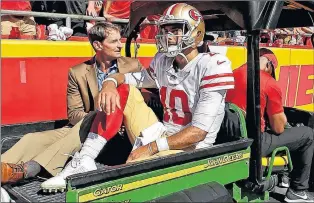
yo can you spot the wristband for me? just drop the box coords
[103,78,118,87]
[156,137,169,152]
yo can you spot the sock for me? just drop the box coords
[79,132,107,160]
[79,84,130,160]
[23,160,41,178]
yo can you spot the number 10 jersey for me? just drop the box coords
[125,52,234,148]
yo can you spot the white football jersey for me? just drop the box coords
[125,52,234,149]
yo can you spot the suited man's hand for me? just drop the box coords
[96,81,121,115]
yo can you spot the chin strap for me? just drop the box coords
[178,53,189,63]
[197,40,204,47]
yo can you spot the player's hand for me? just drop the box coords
[126,145,153,163]
[103,13,116,22]
[86,6,98,17]
[96,81,121,115]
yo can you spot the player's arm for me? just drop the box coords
[266,79,287,134]
[151,126,208,151]
[95,68,156,113]
[100,65,157,89]
[96,55,159,113]
[101,53,158,89]
[268,113,287,134]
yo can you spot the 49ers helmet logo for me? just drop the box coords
[189,9,202,21]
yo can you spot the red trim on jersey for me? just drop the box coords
[200,82,234,90]
[201,73,233,81]
[149,66,155,74]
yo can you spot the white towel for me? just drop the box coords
[47,24,73,41]
[132,122,167,151]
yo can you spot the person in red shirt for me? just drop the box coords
[103,0,131,20]
[139,15,161,39]
[1,0,36,36]
[225,49,281,132]
[226,48,314,202]
[86,1,131,21]
[85,1,131,33]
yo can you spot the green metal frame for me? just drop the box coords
[264,146,293,180]
[231,146,293,203]
[228,103,294,202]
[229,103,293,180]
[228,103,248,139]
[231,183,269,202]
[227,104,268,202]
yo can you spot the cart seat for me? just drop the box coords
[262,155,288,167]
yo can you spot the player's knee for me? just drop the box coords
[117,84,130,97]
[116,84,131,109]
[121,85,145,103]
[300,126,314,143]
[306,127,314,142]
[130,85,145,102]
[117,84,129,90]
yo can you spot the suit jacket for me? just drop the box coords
[67,56,143,125]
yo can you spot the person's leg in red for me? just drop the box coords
[41,84,130,192]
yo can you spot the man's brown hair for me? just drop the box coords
[88,22,120,45]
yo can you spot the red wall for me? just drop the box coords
[1,57,89,125]
[1,57,152,125]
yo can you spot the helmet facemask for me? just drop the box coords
[155,19,196,57]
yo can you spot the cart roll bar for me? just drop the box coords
[246,30,262,183]
[125,17,145,57]
[245,1,284,185]
[125,32,133,57]
[0,10,129,28]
